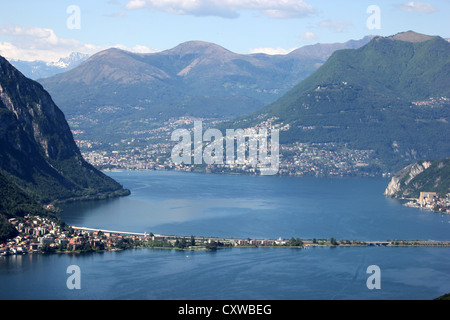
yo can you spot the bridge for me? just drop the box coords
[71,227,152,237]
[71,227,400,247]
[71,227,242,243]
[71,227,212,241]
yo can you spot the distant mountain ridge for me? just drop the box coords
[288,37,374,60]
[37,37,373,144]
[0,54,129,206]
[40,37,373,115]
[9,52,90,80]
[231,31,450,172]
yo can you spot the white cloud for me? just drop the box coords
[249,47,296,55]
[300,32,317,40]
[125,0,315,19]
[0,25,157,62]
[396,2,438,13]
[126,0,146,9]
[318,20,352,33]
[112,44,159,53]
[0,25,102,62]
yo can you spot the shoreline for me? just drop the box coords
[102,167,390,180]
[397,198,450,215]
[4,224,450,258]
[51,189,131,206]
[4,241,450,258]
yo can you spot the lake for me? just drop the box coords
[2,247,450,300]
[1,171,450,300]
[61,171,450,241]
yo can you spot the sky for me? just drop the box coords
[0,0,448,62]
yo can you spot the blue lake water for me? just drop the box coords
[61,171,450,241]
[2,247,450,300]
[2,171,450,300]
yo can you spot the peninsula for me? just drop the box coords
[2,215,450,257]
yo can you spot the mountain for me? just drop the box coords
[288,37,374,61]
[231,31,450,172]
[0,54,129,206]
[38,37,372,144]
[9,52,90,80]
[385,158,450,199]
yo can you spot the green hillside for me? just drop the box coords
[0,172,47,242]
[232,32,450,172]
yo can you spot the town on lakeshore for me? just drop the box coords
[405,192,450,214]
[2,215,450,257]
[76,116,384,178]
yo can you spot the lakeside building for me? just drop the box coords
[406,192,450,214]
[419,192,438,206]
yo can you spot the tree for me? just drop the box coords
[289,238,304,247]
[41,243,55,254]
[205,241,218,251]
[330,238,339,246]
[0,215,18,243]
[175,238,187,249]
[58,243,67,252]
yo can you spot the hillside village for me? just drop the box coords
[76,116,380,178]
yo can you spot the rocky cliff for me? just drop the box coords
[385,159,450,199]
[0,54,129,205]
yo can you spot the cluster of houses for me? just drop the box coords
[0,215,153,256]
[1,216,59,255]
[406,192,450,214]
[1,215,296,256]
